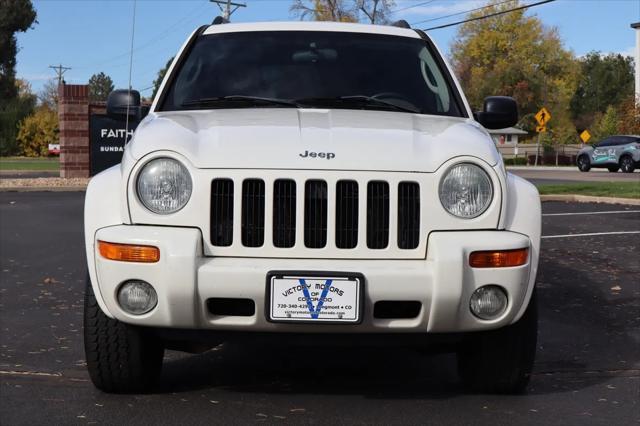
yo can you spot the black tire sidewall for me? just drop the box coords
[620,156,635,173]
[84,277,164,393]
[577,155,590,172]
[458,289,538,394]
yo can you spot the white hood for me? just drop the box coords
[129,108,500,173]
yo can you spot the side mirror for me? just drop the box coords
[106,89,141,118]
[474,96,518,130]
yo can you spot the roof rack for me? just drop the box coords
[212,16,229,25]
[391,20,411,29]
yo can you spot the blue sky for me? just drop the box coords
[16,0,640,97]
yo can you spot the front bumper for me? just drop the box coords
[92,225,533,333]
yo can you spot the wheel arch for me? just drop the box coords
[84,164,130,318]
[503,172,541,323]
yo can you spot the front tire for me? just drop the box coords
[84,278,164,393]
[577,155,590,172]
[458,290,538,394]
[620,155,635,173]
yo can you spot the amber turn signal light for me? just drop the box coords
[98,240,160,263]
[469,248,528,268]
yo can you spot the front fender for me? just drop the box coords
[503,172,541,323]
[84,164,130,318]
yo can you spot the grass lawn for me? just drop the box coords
[0,156,59,171]
[536,182,640,199]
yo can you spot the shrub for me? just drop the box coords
[503,157,528,166]
[16,106,59,157]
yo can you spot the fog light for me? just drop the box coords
[470,285,507,320]
[118,280,157,315]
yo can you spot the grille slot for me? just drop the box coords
[210,178,234,246]
[335,180,359,249]
[367,181,389,249]
[273,179,296,248]
[241,179,265,247]
[304,180,328,248]
[398,182,420,249]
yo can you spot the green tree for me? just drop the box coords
[0,0,37,155]
[16,105,58,157]
[616,96,640,135]
[0,0,37,101]
[450,0,578,139]
[592,105,619,140]
[570,52,634,130]
[151,57,174,99]
[0,79,36,155]
[88,72,114,102]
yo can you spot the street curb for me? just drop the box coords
[507,166,640,173]
[0,186,87,192]
[540,194,640,205]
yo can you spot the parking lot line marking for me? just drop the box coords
[542,231,640,239]
[0,370,62,377]
[543,210,640,217]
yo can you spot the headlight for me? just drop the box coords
[439,163,493,218]
[136,157,192,214]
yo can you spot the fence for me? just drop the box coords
[498,143,585,166]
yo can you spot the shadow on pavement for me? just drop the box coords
[150,250,638,399]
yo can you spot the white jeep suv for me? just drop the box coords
[84,21,541,394]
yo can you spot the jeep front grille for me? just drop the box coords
[209,177,421,255]
[210,178,234,246]
[335,180,359,249]
[398,182,420,249]
[367,181,390,249]
[272,179,296,248]
[304,180,328,248]
[241,179,265,247]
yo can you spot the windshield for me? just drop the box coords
[159,31,464,117]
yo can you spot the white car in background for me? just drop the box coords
[83,20,541,394]
[576,135,640,173]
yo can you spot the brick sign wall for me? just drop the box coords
[58,84,90,178]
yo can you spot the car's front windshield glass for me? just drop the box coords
[159,31,464,117]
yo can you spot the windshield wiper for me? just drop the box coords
[181,95,299,108]
[295,95,420,114]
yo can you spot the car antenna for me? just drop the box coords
[125,0,137,144]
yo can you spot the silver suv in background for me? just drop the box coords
[577,135,640,173]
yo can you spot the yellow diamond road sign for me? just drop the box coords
[535,107,551,126]
[580,130,591,143]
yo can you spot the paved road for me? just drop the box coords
[0,170,58,179]
[508,167,640,185]
[0,193,638,425]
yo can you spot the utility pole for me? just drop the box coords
[209,0,246,20]
[49,64,72,86]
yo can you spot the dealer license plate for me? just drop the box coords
[268,273,362,323]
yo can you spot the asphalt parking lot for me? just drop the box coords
[507,167,640,185]
[0,192,638,425]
